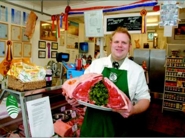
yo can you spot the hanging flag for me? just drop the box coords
[140,8,147,33]
[47,42,51,58]
[51,15,56,31]
[60,15,63,28]
[57,15,60,38]
[0,40,13,76]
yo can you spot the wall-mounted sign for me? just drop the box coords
[104,13,142,34]
[84,9,104,37]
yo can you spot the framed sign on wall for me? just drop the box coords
[104,13,142,34]
[40,21,57,41]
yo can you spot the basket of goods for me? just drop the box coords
[62,73,132,111]
[7,58,46,91]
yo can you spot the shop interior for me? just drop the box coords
[0,0,185,137]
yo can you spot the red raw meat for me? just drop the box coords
[103,77,130,109]
[62,73,130,110]
[62,73,102,99]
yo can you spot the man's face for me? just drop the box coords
[110,32,131,61]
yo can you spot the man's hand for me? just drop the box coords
[113,99,150,118]
[112,101,134,118]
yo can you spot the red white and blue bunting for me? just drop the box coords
[68,0,158,15]
[52,0,158,36]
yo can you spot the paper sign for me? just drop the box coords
[26,96,54,137]
[84,9,104,37]
[164,26,173,37]
[6,94,19,119]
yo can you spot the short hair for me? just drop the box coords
[110,27,131,44]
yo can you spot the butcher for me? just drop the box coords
[63,27,151,137]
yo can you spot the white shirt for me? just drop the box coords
[84,55,151,103]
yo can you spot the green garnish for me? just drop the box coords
[89,81,109,106]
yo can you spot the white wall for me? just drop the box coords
[0,2,56,80]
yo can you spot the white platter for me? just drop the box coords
[78,100,112,111]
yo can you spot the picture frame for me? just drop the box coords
[0,40,5,57]
[51,42,58,50]
[174,23,185,40]
[40,21,57,41]
[13,42,22,57]
[0,22,8,40]
[23,43,32,57]
[38,50,46,58]
[147,30,155,41]
[11,25,21,41]
[22,27,30,42]
[51,51,57,58]
[38,41,46,49]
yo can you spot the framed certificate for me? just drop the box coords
[38,50,46,58]
[11,25,21,41]
[0,40,5,57]
[22,27,30,42]
[38,41,46,49]
[0,22,8,39]
[23,43,32,57]
[51,42,58,50]
[51,51,57,58]
[13,42,22,57]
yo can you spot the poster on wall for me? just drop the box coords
[66,34,79,49]
[11,8,21,25]
[60,31,65,46]
[40,21,57,41]
[159,2,179,27]
[67,21,79,36]
[0,5,8,22]
[84,9,104,37]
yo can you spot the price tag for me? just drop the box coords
[60,106,66,112]
[71,111,76,118]
[72,124,78,132]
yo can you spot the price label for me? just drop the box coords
[60,106,66,112]
[71,111,76,118]
[72,124,78,132]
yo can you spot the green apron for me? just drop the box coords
[80,67,131,137]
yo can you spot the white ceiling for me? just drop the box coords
[5,0,103,12]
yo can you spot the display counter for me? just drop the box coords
[0,85,68,137]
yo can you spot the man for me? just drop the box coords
[64,27,150,137]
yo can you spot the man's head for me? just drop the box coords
[110,27,132,61]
